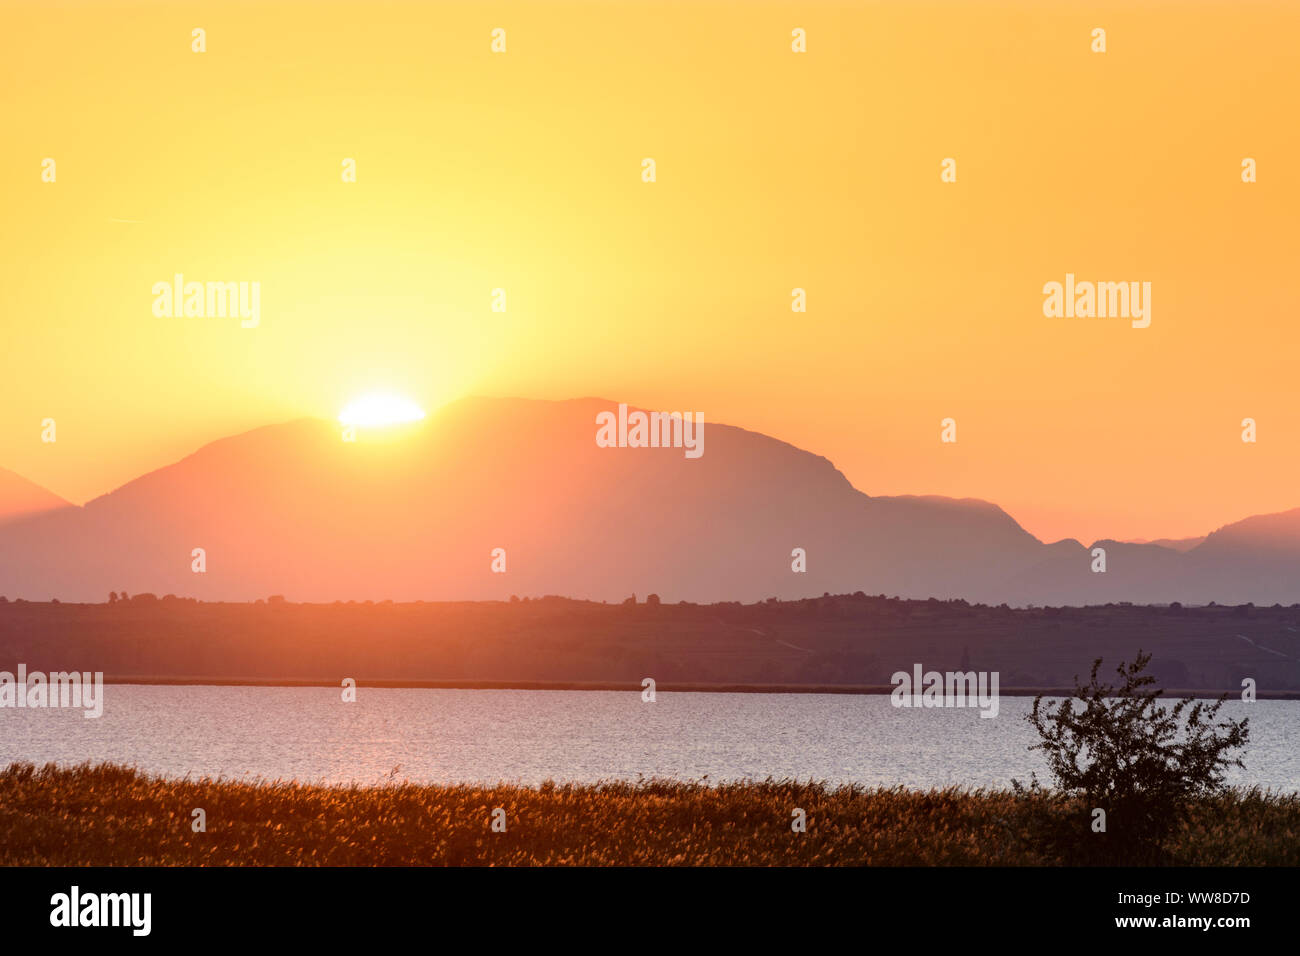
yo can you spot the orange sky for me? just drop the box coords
[2,0,1297,545]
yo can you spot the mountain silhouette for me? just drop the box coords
[0,466,73,527]
[1,396,1299,606]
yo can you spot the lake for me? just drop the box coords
[2,686,1297,790]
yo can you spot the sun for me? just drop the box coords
[338,393,426,427]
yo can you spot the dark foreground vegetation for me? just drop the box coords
[1,762,1296,866]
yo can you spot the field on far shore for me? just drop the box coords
[2,763,1297,866]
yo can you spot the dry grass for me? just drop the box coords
[1,762,1296,866]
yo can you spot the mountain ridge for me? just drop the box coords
[2,395,1299,606]
[0,466,75,527]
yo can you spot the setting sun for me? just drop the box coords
[338,394,426,427]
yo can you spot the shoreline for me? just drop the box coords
[97,676,1300,700]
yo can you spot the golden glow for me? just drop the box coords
[2,1,1298,545]
[339,394,426,428]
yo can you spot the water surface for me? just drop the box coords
[2,686,1295,790]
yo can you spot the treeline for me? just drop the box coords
[1,592,1298,691]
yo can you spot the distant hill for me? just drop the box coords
[0,467,73,527]
[1,594,1296,692]
[1125,536,1206,552]
[2,396,1300,605]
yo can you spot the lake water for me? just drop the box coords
[2,686,1297,790]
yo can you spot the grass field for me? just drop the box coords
[2,762,1297,866]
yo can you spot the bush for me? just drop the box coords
[1017,651,1249,863]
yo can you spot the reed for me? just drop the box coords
[2,762,1296,866]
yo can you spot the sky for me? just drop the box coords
[2,0,1298,545]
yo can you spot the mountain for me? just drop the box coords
[1125,536,1206,552]
[1,396,1298,606]
[1194,509,1300,556]
[0,467,74,527]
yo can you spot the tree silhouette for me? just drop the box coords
[1020,650,1249,862]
